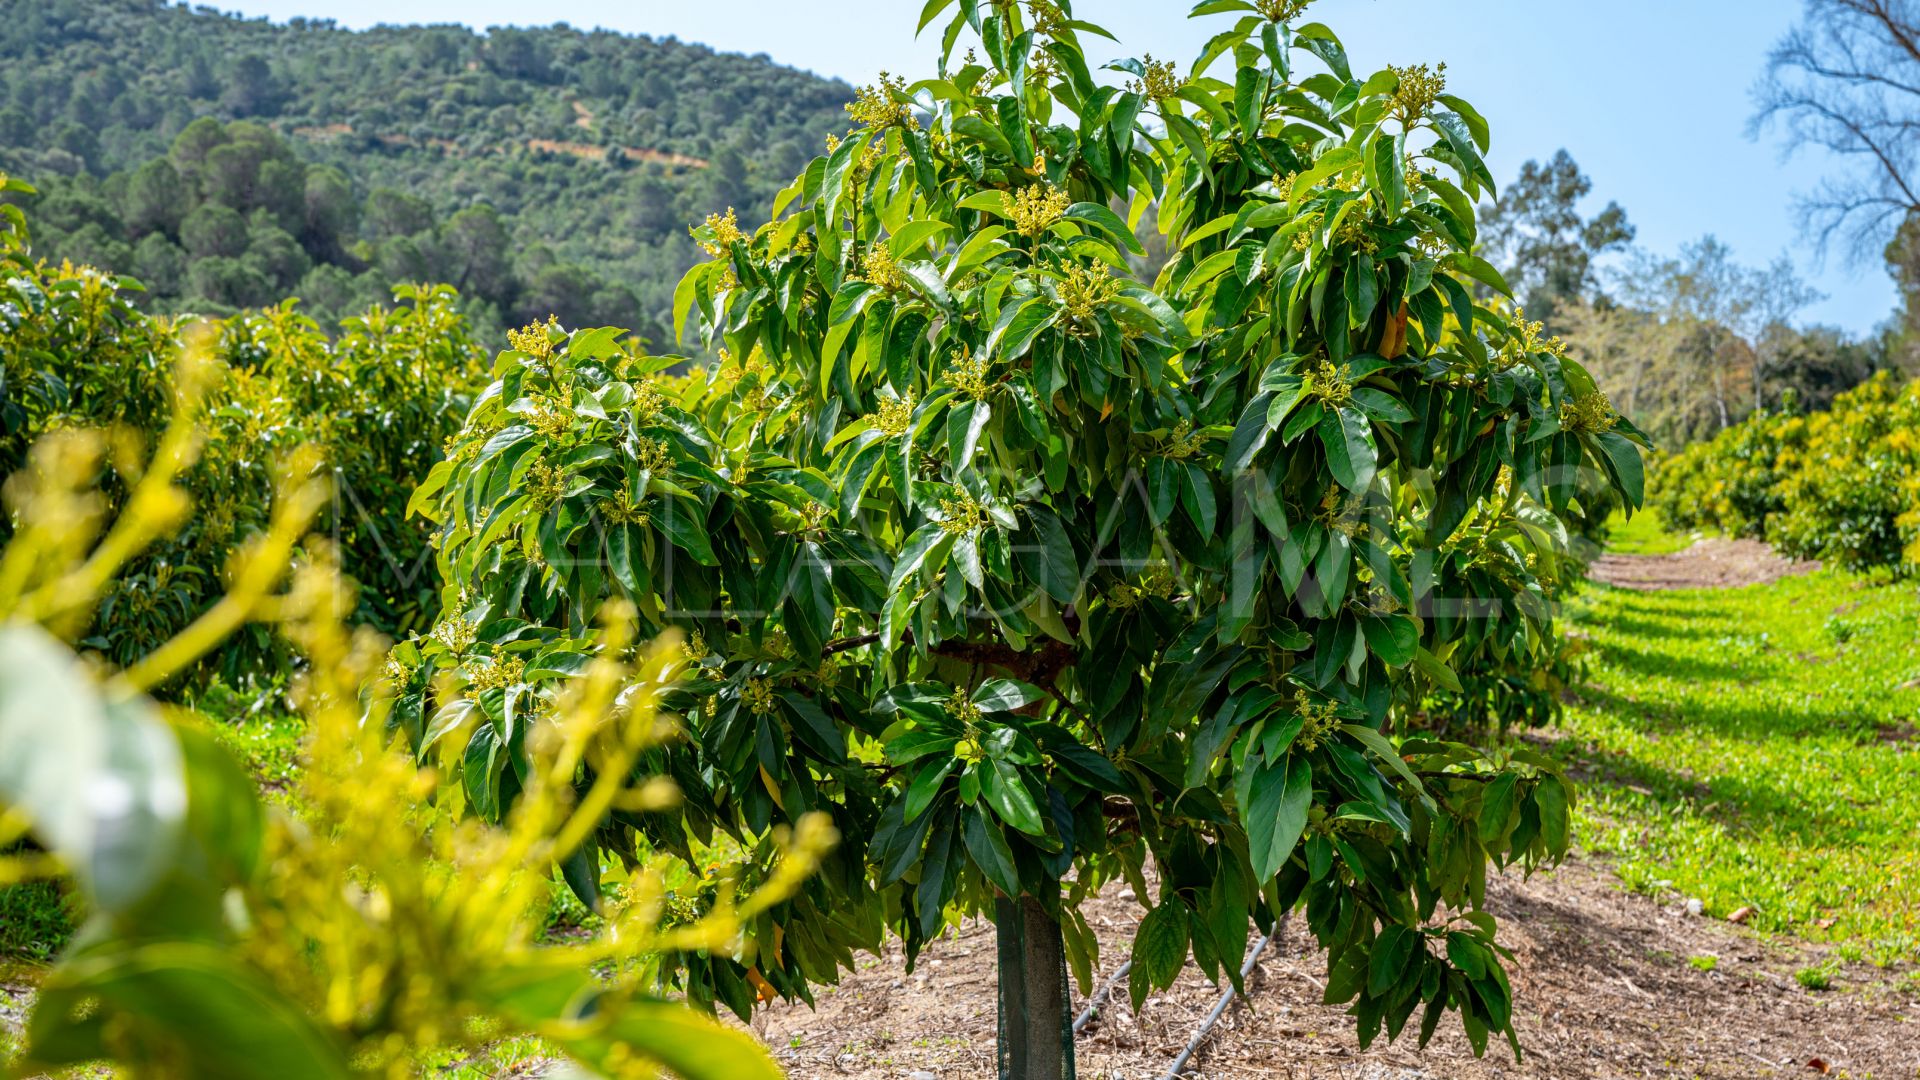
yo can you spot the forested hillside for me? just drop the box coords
[0,0,852,339]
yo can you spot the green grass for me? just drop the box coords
[1601,505,1697,555]
[0,877,72,963]
[1558,568,1920,967]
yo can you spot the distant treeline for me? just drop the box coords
[0,0,853,339]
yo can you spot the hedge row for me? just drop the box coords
[1650,373,1920,570]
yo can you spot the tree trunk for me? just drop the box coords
[994,893,1076,1080]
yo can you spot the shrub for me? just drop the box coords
[0,359,812,1078]
[399,1,1642,1069]
[1647,373,1920,570]
[0,176,487,682]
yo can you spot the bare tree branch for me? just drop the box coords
[1753,0,1920,260]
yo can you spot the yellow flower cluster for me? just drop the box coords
[465,645,526,692]
[744,676,776,716]
[1024,0,1070,37]
[694,207,747,257]
[1058,263,1123,330]
[1335,219,1378,254]
[847,72,915,131]
[382,653,415,687]
[1388,62,1447,123]
[525,460,569,509]
[1109,563,1178,609]
[938,489,988,536]
[1559,391,1619,435]
[1292,214,1322,252]
[1129,54,1185,102]
[1502,311,1569,364]
[635,435,673,475]
[1160,418,1207,461]
[508,315,560,359]
[528,398,573,440]
[875,394,914,437]
[682,631,709,660]
[1010,183,1072,237]
[602,498,651,527]
[632,377,665,420]
[860,244,907,293]
[431,614,478,655]
[1305,358,1354,408]
[1255,0,1313,21]
[1318,490,1365,536]
[948,687,984,726]
[948,349,993,401]
[1293,691,1343,751]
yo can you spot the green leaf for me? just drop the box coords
[890,522,948,592]
[1412,648,1463,692]
[1319,406,1377,492]
[1015,505,1080,605]
[982,759,1045,835]
[956,189,1012,215]
[1594,431,1645,508]
[558,836,601,912]
[1446,252,1511,298]
[1064,201,1147,255]
[829,280,879,326]
[889,219,954,257]
[1350,387,1413,423]
[1359,613,1417,667]
[566,326,625,360]
[1129,901,1192,1011]
[1367,924,1419,997]
[917,0,958,31]
[1225,391,1276,473]
[1478,773,1519,844]
[950,398,993,468]
[1246,753,1313,880]
[988,298,1055,360]
[1337,723,1432,811]
[905,759,956,822]
[0,626,184,915]
[962,807,1021,896]
[23,943,352,1079]
[653,497,718,565]
[972,678,1046,713]
[479,962,782,1080]
[779,690,849,765]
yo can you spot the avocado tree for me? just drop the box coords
[399,1,1645,1076]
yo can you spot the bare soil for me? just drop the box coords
[1587,539,1817,592]
[755,858,1919,1079]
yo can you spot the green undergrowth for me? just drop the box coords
[1556,562,1920,969]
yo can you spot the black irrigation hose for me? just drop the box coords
[1160,915,1289,1079]
[1071,958,1133,1033]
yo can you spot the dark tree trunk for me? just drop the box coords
[994,893,1076,1080]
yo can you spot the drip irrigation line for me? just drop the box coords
[1160,915,1289,1079]
[1071,958,1133,1033]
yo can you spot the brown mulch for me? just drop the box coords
[1587,539,1818,592]
[754,857,1919,1079]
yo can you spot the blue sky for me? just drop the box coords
[217,0,1895,335]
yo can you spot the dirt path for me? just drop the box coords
[755,858,1917,1079]
[1587,538,1818,591]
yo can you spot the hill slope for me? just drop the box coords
[0,0,852,339]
